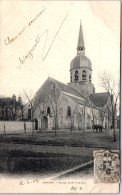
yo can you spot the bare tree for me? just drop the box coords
[82,106,86,132]
[96,96,112,130]
[49,84,63,135]
[99,72,119,142]
[37,81,64,136]
[21,90,35,135]
[91,108,97,132]
[34,93,47,116]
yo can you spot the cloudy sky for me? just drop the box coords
[0,0,120,98]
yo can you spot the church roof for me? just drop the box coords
[77,21,85,49]
[70,54,92,70]
[48,77,86,99]
[66,94,95,108]
[89,92,109,107]
[70,22,92,71]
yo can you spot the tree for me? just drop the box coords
[21,90,35,135]
[82,106,86,132]
[35,81,64,135]
[0,99,23,121]
[91,107,97,132]
[99,72,119,142]
[96,96,112,130]
[0,95,24,134]
[34,93,47,116]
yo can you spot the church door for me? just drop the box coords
[35,119,38,130]
[42,116,48,129]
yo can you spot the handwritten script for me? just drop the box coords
[20,179,39,185]
[18,13,69,69]
[4,7,69,69]
[71,186,83,191]
[4,8,46,45]
[19,179,85,190]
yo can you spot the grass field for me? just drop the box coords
[0,129,119,176]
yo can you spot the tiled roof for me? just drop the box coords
[89,92,109,107]
[49,77,86,98]
[77,22,85,49]
[66,94,95,108]
[70,54,92,70]
[36,77,86,100]
[35,77,109,108]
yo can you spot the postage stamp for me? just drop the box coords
[94,150,120,183]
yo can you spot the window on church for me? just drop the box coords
[79,47,83,51]
[89,75,91,82]
[74,71,79,81]
[67,106,71,116]
[71,74,72,82]
[82,70,87,80]
[47,107,50,114]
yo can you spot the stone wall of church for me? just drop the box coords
[33,93,85,131]
[57,95,77,129]
[32,91,99,131]
[68,82,94,97]
[57,96,98,131]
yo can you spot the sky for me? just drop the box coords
[0,0,120,98]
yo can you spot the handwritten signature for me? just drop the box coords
[18,13,69,69]
[4,8,46,45]
[20,179,39,185]
[71,186,83,191]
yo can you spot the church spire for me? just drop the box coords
[77,21,85,54]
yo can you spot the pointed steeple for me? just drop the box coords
[77,21,85,54]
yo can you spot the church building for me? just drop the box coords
[28,23,111,131]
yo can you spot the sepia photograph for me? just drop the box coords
[0,0,120,193]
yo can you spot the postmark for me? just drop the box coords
[94,150,120,183]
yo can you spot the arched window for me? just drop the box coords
[47,107,50,114]
[79,47,83,51]
[74,71,79,81]
[89,75,91,82]
[82,70,87,81]
[67,106,71,116]
[70,74,72,82]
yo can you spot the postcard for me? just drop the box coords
[0,0,120,193]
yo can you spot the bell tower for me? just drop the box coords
[68,22,95,97]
